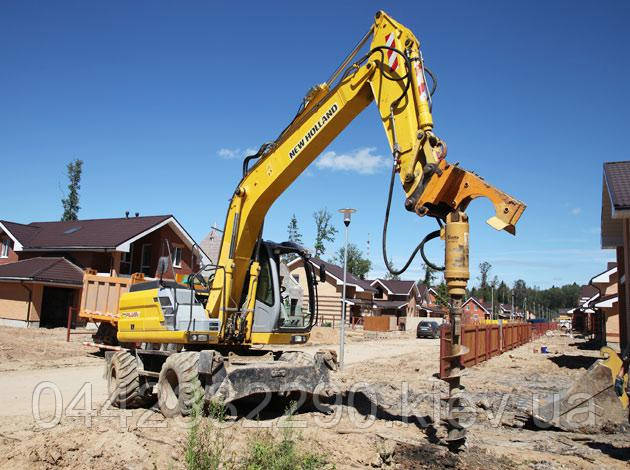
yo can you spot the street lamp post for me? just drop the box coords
[338,208,356,370]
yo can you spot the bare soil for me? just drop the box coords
[0,326,628,469]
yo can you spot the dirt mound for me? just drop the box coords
[394,443,516,469]
[0,326,97,372]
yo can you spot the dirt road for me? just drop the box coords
[0,332,436,418]
[0,326,628,469]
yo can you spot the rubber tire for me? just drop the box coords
[157,352,203,418]
[108,351,142,408]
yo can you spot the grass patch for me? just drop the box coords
[242,402,329,470]
[185,399,232,470]
[184,400,329,470]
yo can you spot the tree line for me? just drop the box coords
[467,261,581,312]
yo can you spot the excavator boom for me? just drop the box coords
[206,11,525,335]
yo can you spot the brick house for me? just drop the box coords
[573,263,619,346]
[370,279,423,317]
[600,161,630,353]
[287,257,375,325]
[418,287,447,318]
[0,215,208,327]
[461,297,491,323]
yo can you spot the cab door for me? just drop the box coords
[251,245,281,332]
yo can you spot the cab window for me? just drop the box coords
[256,250,274,306]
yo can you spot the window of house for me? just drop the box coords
[466,305,470,310]
[292,274,299,283]
[140,244,152,275]
[171,246,183,268]
[0,238,10,258]
[120,246,133,275]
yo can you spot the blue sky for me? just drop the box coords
[1,1,628,288]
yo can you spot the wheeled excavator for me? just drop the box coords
[105,11,527,445]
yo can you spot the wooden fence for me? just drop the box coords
[316,314,364,329]
[439,322,557,379]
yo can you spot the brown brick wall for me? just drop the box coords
[127,225,200,278]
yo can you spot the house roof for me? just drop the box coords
[604,162,630,213]
[601,161,630,248]
[579,283,600,300]
[0,215,208,263]
[370,279,416,296]
[289,257,376,292]
[462,297,491,314]
[373,299,408,310]
[591,265,617,285]
[0,257,83,285]
[199,226,223,264]
[594,294,617,309]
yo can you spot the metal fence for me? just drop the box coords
[439,321,557,379]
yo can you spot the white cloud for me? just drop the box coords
[570,207,581,216]
[315,147,389,175]
[217,147,257,160]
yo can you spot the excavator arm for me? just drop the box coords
[206,10,525,328]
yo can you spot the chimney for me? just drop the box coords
[125,211,129,218]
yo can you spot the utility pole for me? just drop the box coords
[511,292,515,321]
[338,208,355,370]
[491,288,494,320]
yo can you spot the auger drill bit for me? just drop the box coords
[442,210,470,448]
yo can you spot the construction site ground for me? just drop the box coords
[0,325,628,469]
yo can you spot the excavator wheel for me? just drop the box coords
[158,351,204,418]
[107,351,143,408]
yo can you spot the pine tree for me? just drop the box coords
[284,214,304,262]
[61,159,83,221]
[287,214,303,245]
[422,263,436,286]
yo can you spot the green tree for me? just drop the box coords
[61,159,83,221]
[422,263,436,286]
[497,281,509,305]
[478,261,492,288]
[332,243,371,279]
[512,279,527,307]
[313,208,337,258]
[384,259,401,280]
[287,214,303,245]
[477,261,492,301]
[284,214,303,262]
[436,282,450,308]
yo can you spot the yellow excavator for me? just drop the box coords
[106,11,526,444]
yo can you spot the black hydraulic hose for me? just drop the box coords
[381,164,445,275]
[424,66,437,97]
[242,142,273,177]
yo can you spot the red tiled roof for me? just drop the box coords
[0,257,83,285]
[0,215,171,250]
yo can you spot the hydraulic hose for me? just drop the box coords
[381,163,445,275]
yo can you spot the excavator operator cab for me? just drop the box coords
[251,241,316,337]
